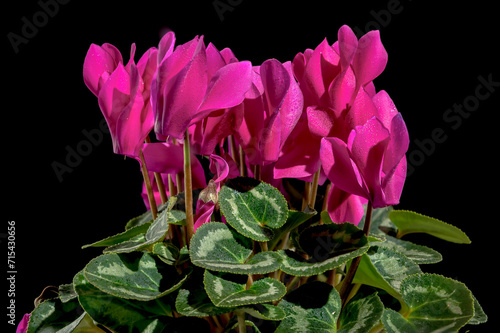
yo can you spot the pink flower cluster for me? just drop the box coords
[83,25,409,226]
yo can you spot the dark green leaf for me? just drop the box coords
[276,281,341,332]
[219,177,288,241]
[338,293,384,333]
[84,252,189,301]
[74,270,173,332]
[204,270,286,307]
[190,222,282,274]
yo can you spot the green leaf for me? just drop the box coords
[299,223,368,260]
[190,222,282,274]
[381,309,418,333]
[276,281,341,332]
[338,293,384,333]
[103,201,178,254]
[352,246,421,300]
[239,303,286,321]
[219,177,288,241]
[84,252,189,301]
[125,200,176,230]
[389,210,471,243]
[27,297,102,333]
[175,286,236,317]
[58,283,78,303]
[278,244,369,277]
[375,235,442,264]
[468,294,488,325]
[383,274,475,332]
[152,242,179,265]
[82,223,152,249]
[204,270,286,307]
[268,207,317,250]
[74,270,173,332]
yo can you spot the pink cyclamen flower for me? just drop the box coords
[274,25,388,181]
[16,313,30,333]
[83,32,175,158]
[237,59,303,166]
[152,35,253,141]
[193,154,230,230]
[320,92,409,209]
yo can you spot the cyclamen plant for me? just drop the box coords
[20,25,487,332]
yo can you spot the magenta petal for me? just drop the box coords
[193,200,215,231]
[383,113,409,174]
[307,106,334,138]
[337,25,358,69]
[345,87,379,129]
[320,137,367,198]
[142,142,185,174]
[206,43,227,80]
[83,43,122,96]
[260,110,282,163]
[157,31,175,65]
[380,156,407,207]
[137,47,159,91]
[372,90,399,129]
[97,63,130,140]
[350,117,390,203]
[279,61,304,142]
[327,186,365,225]
[209,154,230,185]
[260,59,290,113]
[16,313,30,333]
[352,30,388,87]
[196,61,253,120]
[156,38,207,139]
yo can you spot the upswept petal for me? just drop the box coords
[349,117,390,205]
[155,37,207,139]
[97,63,130,140]
[83,43,123,96]
[196,60,253,120]
[142,142,184,174]
[326,186,365,225]
[157,31,175,65]
[306,106,334,138]
[352,30,388,88]
[320,137,366,198]
[379,157,407,207]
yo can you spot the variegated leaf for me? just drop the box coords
[190,222,282,274]
[84,252,189,301]
[276,281,341,332]
[204,270,286,307]
[219,177,288,241]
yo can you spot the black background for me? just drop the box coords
[4,0,499,331]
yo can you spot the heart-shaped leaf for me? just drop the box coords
[382,274,475,332]
[73,270,172,332]
[204,270,286,307]
[84,252,189,301]
[278,243,369,277]
[338,293,384,333]
[219,177,288,241]
[190,222,282,274]
[351,246,421,301]
[299,223,368,260]
[275,281,341,332]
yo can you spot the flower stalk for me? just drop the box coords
[184,130,194,246]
